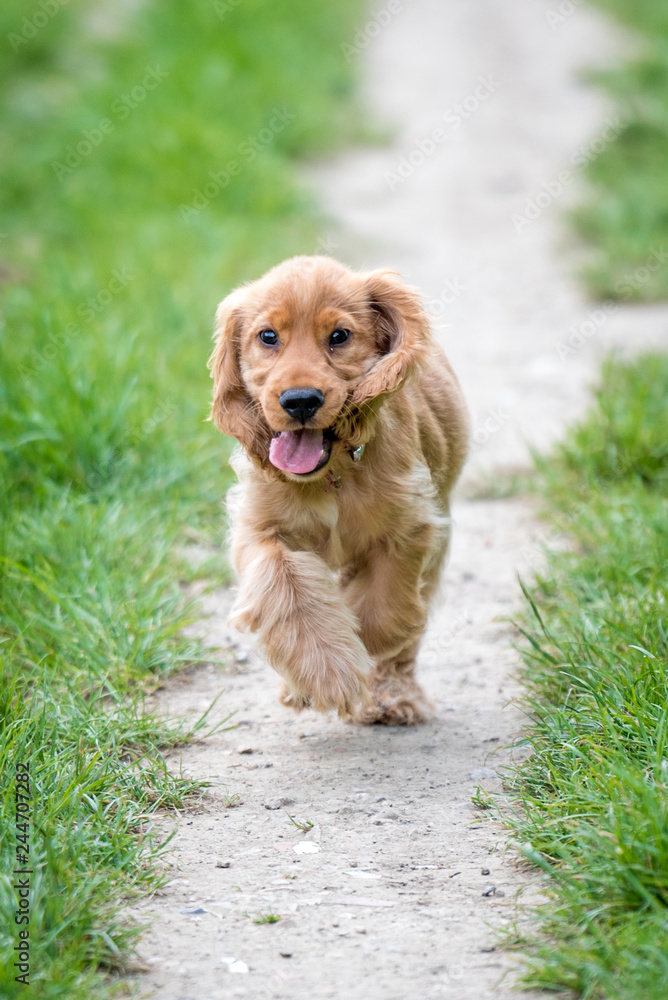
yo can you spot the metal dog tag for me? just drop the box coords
[351,444,365,462]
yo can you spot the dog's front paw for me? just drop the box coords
[317,667,370,722]
[278,649,370,720]
[353,677,434,726]
[227,595,261,633]
[278,683,312,712]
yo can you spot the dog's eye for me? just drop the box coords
[258,329,279,346]
[329,328,351,348]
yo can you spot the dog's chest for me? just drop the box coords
[288,486,384,569]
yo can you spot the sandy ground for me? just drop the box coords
[126,1,668,998]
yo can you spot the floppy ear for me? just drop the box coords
[207,289,271,463]
[351,270,431,407]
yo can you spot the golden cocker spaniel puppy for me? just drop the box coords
[209,256,468,725]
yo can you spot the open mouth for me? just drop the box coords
[268,428,334,476]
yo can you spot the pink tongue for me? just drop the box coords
[269,429,325,474]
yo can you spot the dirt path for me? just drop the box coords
[125,2,662,998]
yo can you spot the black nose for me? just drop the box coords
[279,387,325,424]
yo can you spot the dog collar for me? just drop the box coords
[342,441,365,462]
[324,442,366,492]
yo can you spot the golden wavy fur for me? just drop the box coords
[209,256,469,724]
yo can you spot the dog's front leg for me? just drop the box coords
[228,535,370,718]
[342,521,450,725]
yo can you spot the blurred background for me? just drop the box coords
[1,0,364,525]
[1,0,668,996]
[1,0,667,580]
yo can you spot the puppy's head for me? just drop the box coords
[208,256,430,480]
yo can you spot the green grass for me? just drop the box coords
[574,1,668,299]
[285,811,314,832]
[507,354,668,999]
[252,912,281,925]
[0,0,363,996]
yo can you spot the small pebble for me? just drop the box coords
[221,957,249,974]
[293,842,319,855]
[481,867,490,875]
[482,885,497,897]
[216,860,231,869]
[370,808,399,824]
[280,952,293,959]
[263,797,293,810]
[470,767,497,781]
